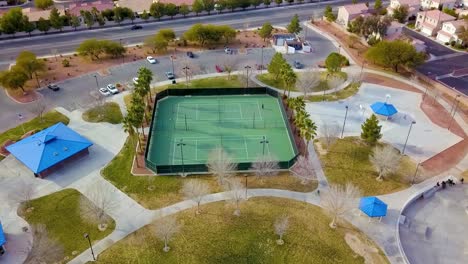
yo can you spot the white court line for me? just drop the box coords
[176,103,181,122]
[256,101,263,120]
[172,140,177,164]
[243,137,249,159]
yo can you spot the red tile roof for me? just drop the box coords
[67,0,114,16]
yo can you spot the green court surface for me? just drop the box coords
[147,95,296,167]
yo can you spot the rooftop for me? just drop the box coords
[115,0,153,13]
[67,0,114,16]
[342,3,369,15]
[395,0,421,6]
[22,7,65,22]
[420,9,456,22]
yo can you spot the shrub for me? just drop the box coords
[450,41,456,47]
[445,42,449,45]
[62,59,70,67]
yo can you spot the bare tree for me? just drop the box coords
[178,58,201,84]
[24,224,64,264]
[347,71,360,83]
[250,155,280,180]
[182,179,211,214]
[296,71,320,97]
[274,215,289,245]
[321,183,361,228]
[28,96,47,123]
[152,216,181,252]
[225,178,245,216]
[328,75,345,93]
[320,122,340,149]
[80,183,117,230]
[207,147,237,186]
[369,145,401,181]
[291,155,316,185]
[223,56,239,80]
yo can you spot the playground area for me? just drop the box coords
[146,94,297,173]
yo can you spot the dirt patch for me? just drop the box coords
[362,73,422,94]
[345,232,387,264]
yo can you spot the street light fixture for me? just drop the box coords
[341,105,349,138]
[402,121,416,155]
[260,136,269,156]
[177,139,186,174]
[83,233,96,261]
[244,65,251,89]
[170,55,175,76]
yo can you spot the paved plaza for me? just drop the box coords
[306,83,463,162]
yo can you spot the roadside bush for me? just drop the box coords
[445,42,449,45]
[62,59,70,67]
[450,41,456,47]
[325,52,349,73]
[76,39,125,60]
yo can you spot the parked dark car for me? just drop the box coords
[131,25,143,30]
[293,60,303,69]
[47,84,60,91]
[187,51,194,58]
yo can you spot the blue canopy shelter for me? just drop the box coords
[359,196,388,222]
[0,221,6,250]
[371,102,398,119]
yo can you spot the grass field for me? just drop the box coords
[318,137,413,195]
[308,82,361,102]
[19,189,115,262]
[82,102,123,124]
[96,198,387,264]
[257,72,348,93]
[148,95,295,169]
[103,136,316,209]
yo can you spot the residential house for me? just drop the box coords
[22,7,65,23]
[158,0,193,6]
[421,0,456,10]
[67,0,114,20]
[115,0,154,14]
[436,20,467,43]
[386,0,421,18]
[415,9,456,36]
[336,3,369,27]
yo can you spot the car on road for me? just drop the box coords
[293,60,303,69]
[131,25,143,30]
[133,77,139,85]
[215,65,223,73]
[224,47,232,54]
[106,84,119,94]
[99,88,111,96]
[146,56,157,64]
[165,71,175,80]
[47,84,60,91]
[187,51,194,58]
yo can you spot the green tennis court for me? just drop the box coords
[147,94,296,169]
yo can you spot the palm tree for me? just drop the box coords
[137,67,154,103]
[300,117,317,147]
[123,115,141,166]
[130,94,146,138]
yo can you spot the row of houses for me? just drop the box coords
[336,0,467,45]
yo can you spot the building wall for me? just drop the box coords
[336,7,350,26]
[37,148,90,178]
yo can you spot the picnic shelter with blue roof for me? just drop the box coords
[371,102,398,119]
[6,122,93,178]
[359,196,388,222]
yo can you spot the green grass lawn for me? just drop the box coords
[19,189,115,262]
[318,137,413,195]
[257,72,348,93]
[96,198,387,264]
[308,82,361,102]
[0,110,69,145]
[82,102,123,124]
[102,136,317,209]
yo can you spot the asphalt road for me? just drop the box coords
[402,27,455,57]
[0,0,356,67]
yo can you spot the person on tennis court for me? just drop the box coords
[262,103,264,109]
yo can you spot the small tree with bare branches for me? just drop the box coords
[251,155,279,181]
[223,56,239,80]
[274,215,289,245]
[28,96,47,123]
[207,147,237,186]
[291,155,316,185]
[12,180,36,211]
[320,122,340,149]
[369,145,401,181]
[80,183,117,231]
[328,75,345,93]
[24,224,64,264]
[225,178,245,216]
[321,183,361,228]
[152,216,181,252]
[297,71,320,97]
[182,179,210,214]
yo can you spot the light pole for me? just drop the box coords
[260,136,269,156]
[260,46,265,74]
[323,73,329,101]
[341,105,349,138]
[93,75,99,89]
[448,98,460,131]
[83,233,96,261]
[402,121,416,155]
[177,139,186,174]
[412,162,421,185]
[183,66,190,88]
[338,45,341,54]
[244,65,251,89]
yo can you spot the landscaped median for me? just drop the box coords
[308,81,361,102]
[18,189,115,264]
[82,102,123,124]
[95,198,388,263]
[316,137,414,196]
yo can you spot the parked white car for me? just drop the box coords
[146,56,157,64]
[99,88,111,96]
[106,84,119,94]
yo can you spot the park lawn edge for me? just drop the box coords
[82,102,124,124]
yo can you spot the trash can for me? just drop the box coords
[172,80,176,84]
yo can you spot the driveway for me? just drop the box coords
[306,83,463,162]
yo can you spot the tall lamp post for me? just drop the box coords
[402,121,416,155]
[93,75,99,89]
[244,65,251,89]
[83,233,96,261]
[177,139,186,174]
[260,136,269,156]
[18,113,25,134]
[183,66,190,88]
[341,105,349,138]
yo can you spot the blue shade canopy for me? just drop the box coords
[371,102,398,117]
[6,123,93,174]
[0,221,6,246]
[359,196,388,217]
